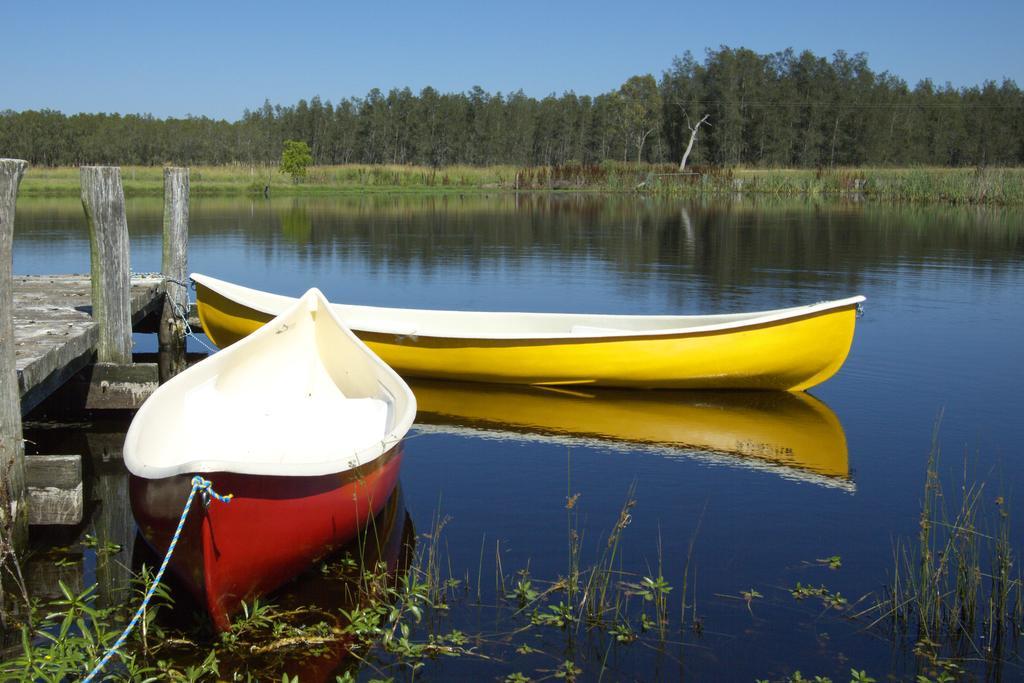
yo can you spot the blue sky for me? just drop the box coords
[3,0,1021,120]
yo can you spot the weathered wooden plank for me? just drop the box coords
[81,166,132,365]
[25,454,83,527]
[136,350,209,365]
[25,454,81,490]
[28,483,83,526]
[1,158,29,559]
[13,275,164,415]
[46,362,159,412]
[159,167,190,380]
[162,167,190,314]
[82,363,158,409]
[86,431,124,461]
[90,454,133,606]
[132,281,167,326]
[18,340,96,417]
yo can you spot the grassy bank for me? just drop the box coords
[15,163,1024,205]
[17,164,525,198]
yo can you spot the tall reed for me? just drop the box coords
[17,164,1024,204]
[871,427,1023,671]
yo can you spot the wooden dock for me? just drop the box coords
[1,160,194,549]
[14,274,165,415]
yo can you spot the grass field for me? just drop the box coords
[15,163,1024,205]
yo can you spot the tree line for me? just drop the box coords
[2,47,1022,168]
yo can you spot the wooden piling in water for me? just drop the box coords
[159,167,189,380]
[25,455,82,526]
[74,166,161,409]
[0,159,29,560]
[80,166,133,365]
[5,165,175,530]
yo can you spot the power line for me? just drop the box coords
[671,100,1019,109]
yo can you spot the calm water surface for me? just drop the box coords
[14,194,1024,680]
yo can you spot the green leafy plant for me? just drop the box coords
[508,575,540,607]
[817,555,842,570]
[280,140,313,183]
[741,587,763,615]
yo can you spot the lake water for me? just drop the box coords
[14,193,1024,681]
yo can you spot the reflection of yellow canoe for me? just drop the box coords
[409,380,851,486]
[192,273,864,391]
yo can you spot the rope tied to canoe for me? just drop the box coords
[84,476,232,682]
[164,276,219,354]
[162,276,194,292]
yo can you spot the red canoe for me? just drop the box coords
[125,289,417,630]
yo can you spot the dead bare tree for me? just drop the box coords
[679,114,711,171]
[636,126,657,164]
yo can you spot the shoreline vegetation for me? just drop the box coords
[4,49,1022,174]
[3,442,1019,681]
[15,163,1024,205]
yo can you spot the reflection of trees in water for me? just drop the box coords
[15,195,1024,301]
[279,201,312,243]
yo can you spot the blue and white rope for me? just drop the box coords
[163,277,219,355]
[84,476,232,682]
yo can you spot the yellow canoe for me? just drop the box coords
[410,380,851,487]
[192,273,864,390]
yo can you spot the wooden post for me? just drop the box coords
[159,167,189,380]
[80,167,132,365]
[88,431,134,608]
[162,167,189,314]
[0,159,29,570]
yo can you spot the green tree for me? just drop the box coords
[3,47,1023,168]
[619,75,662,162]
[280,139,312,183]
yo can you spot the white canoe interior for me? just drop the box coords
[191,273,866,341]
[124,288,416,479]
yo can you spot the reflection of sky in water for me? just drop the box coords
[13,195,1024,679]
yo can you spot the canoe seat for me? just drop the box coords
[181,375,390,468]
